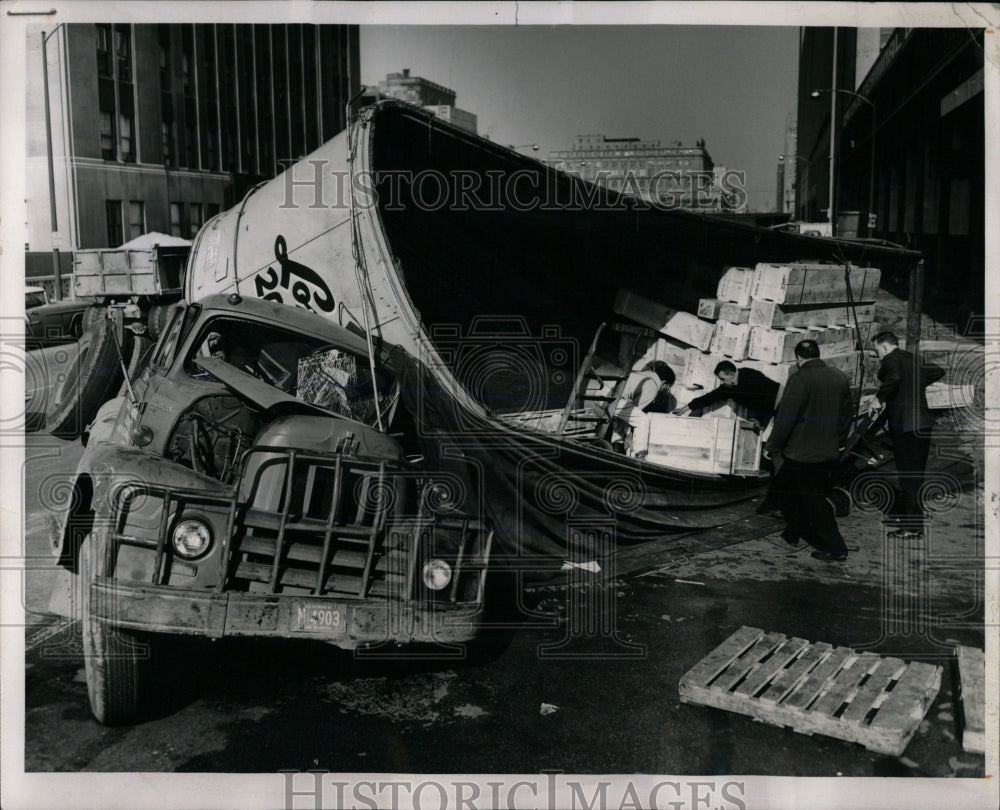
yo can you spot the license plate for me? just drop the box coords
[292,603,345,633]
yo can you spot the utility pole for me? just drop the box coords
[42,28,63,299]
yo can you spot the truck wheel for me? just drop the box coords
[79,533,147,725]
[147,303,172,341]
[79,534,200,725]
[117,336,154,397]
[69,313,84,339]
[47,317,132,440]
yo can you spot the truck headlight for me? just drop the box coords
[171,519,213,559]
[421,559,452,591]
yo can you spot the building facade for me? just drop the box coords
[27,22,360,274]
[549,135,742,211]
[777,113,798,215]
[362,69,478,134]
[795,26,984,327]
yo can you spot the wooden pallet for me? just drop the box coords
[956,645,985,754]
[679,626,942,756]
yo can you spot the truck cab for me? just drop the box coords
[52,294,492,725]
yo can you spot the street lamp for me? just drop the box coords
[41,26,65,299]
[509,143,539,152]
[810,87,876,237]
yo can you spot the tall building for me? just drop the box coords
[796,26,984,328]
[775,158,786,214]
[780,113,798,215]
[26,22,360,278]
[549,135,741,211]
[361,69,478,134]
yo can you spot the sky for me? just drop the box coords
[360,25,801,211]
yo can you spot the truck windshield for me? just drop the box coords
[185,317,396,426]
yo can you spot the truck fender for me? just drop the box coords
[51,444,230,572]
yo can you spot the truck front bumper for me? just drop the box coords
[91,579,485,648]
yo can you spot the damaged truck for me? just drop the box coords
[48,100,925,724]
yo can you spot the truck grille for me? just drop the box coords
[227,447,415,598]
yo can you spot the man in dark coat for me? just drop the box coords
[869,331,946,527]
[765,340,853,561]
[673,360,779,427]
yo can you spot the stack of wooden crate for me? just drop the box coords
[609,262,882,476]
[695,262,881,398]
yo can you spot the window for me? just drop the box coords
[99,111,116,160]
[205,124,218,171]
[182,51,193,96]
[118,114,134,162]
[170,202,183,237]
[158,25,171,89]
[189,203,202,238]
[162,121,175,166]
[114,25,132,82]
[128,201,145,241]
[185,123,197,168]
[106,200,123,247]
[205,203,221,220]
[96,25,112,77]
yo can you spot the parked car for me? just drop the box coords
[24,285,89,346]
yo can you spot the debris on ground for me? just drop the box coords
[561,560,601,573]
[540,703,559,716]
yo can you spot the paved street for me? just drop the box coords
[20,419,987,777]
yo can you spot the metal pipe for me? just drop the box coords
[41,29,63,299]
[828,27,837,234]
[906,259,925,356]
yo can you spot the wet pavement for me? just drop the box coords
[18,335,991,782]
[24,540,985,776]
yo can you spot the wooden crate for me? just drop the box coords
[614,290,716,351]
[719,303,751,324]
[748,325,856,363]
[749,301,876,329]
[710,321,752,360]
[925,382,976,410]
[956,645,985,754]
[698,299,722,320]
[751,263,882,306]
[716,266,755,307]
[679,626,942,757]
[646,414,737,475]
[684,351,728,390]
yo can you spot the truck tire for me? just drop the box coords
[47,317,132,440]
[147,303,172,341]
[80,533,147,725]
[117,336,154,397]
[79,533,199,725]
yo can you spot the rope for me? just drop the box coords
[346,107,384,432]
